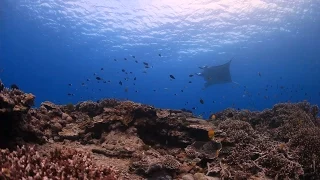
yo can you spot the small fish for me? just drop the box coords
[132,55,135,58]
[87,79,90,81]
[143,62,149,66]
[145,66,150,69]
[124,58,127,60]
[200,98,204,104]
[122,69,125,72]
[135,60,138,63]
[258,72,261,77]
[114,59,117,61]
[119,81,123,85]
[209,114,216,120]
[101,68,104,70]
[96,77,102,80]
[189,74,194,77]
[189,81,192,83]
[158,53,161,57]
[134,77,136,80]
[208,129,215,140]
[103,80,106,83]
[81,83,85,86]
[169,75,175,79]
[181,90,183,92]
[192,107,196,110]
[68,83,72,86]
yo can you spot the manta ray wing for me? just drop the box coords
[200,59,232,88]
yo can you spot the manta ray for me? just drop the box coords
[197,58,237,88]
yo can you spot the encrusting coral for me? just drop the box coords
[0,79,320,179]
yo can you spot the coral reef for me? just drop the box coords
[0,145,117,179]
[0,79,320,179]
[0,82,36,148]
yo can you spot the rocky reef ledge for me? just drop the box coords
[0,80,319,180]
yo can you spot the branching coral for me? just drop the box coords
[0,145,117,180]
[185,140,222,160]
[290,127,320,178]
[218,119,255,144]
[254,150,303,179]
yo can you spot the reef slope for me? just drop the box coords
[0,80,319,180]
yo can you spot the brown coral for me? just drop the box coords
[185,140,222,160]
[218,119,255,144]
[162,155,181,170]
[0,145,117,180]
[1,79,320,179]
[290,127,320,178]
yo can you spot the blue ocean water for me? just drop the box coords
[0,0,319,118]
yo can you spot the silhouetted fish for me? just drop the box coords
[96,77,102,80]
[200,98,204,104]
[169,75,175,79]
[119,81,123,85]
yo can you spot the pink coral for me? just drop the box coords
[0,145,117,180]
